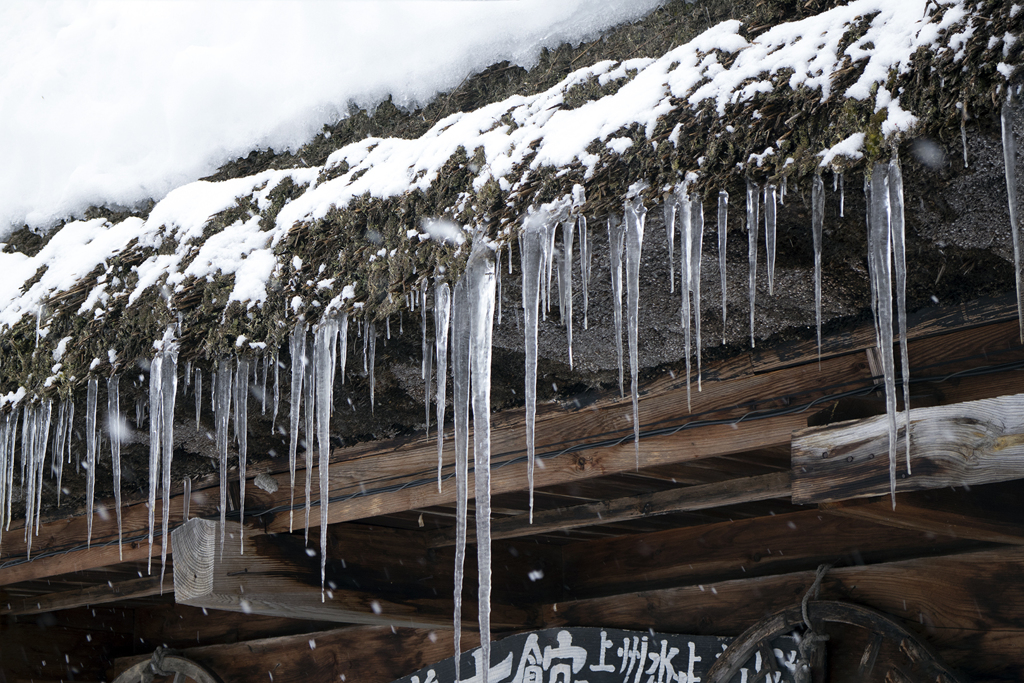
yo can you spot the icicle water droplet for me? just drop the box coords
[215,358,232,559]
[1001,96,1023,342]
[160,334,178,586]
[288,323,306,532]
[625,194,647,468]
[889,156,911,473]
[811,174,825,364]
[663,192,676,294]
[869,163,898,508]
[522,207,547,521]
[435,281,451,492]
[746,179,759,347]
[718,190,728,344]
[765,184,777,296]
[451,273,471,682]
[108,375,123,560]
[608,215,626,397]
[235,357,248,554]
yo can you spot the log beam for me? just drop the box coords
[792,392,1024,504]
[1,575,164,616]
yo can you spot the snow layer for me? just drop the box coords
[0,0,663,236]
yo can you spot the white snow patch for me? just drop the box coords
[818,133,865,168]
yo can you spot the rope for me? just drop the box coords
[795,564,831,683]
[140,646,176,683]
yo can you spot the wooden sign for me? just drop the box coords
[391,627,799,683]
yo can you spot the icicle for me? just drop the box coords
[625,194,646,468]
[811,174,825,364]
[87,378,99,550]
[108,375,123,560]
[0,414,7,550]
[159,335,178,586]
[35,401,51,538]
[435,280,451,493]
[718,190,728,344]
[542,217,557,321]
[579,215,591,329]
[215,358,232,559]
[386,315,391,340]
[235,357,249,553]
[4,408,15,532]
[194,368,202,430]
[663,192,676,294]
[781,175,787,204]
[889,156,911,473]
[746,179,759,347]
[691,196,704,391]
[1001,96,1023,342]
[496,246,503,326]
[315,317,339,600]
[961,101,969,168]
[868,163,899,508]
[451,273,471,682]
[678,185,693,411]
[422,280,432,435]
[261,355,269,415]
[22,405,36,557]
[521,208,546,521]
[561,215,575,369]
[183,476,191,521]
[288,323,306,532]
[54,400,68,507]
[468,243,496,683]
[608,215,626,396]
[765,184,777,296]
[338,313,349,385]
[303,335,315,543]
[367,320,377,412]
[839,174,845,218]
[272,346,280,427]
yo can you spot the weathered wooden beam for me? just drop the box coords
[792,392,1024,504]
[171,518,527,629]
[558,508,985,600]
[542,545,1024,679]
[426,472,791,547]
[112,625,482,683]
[820,494,1024,546]
[1,575,164,616]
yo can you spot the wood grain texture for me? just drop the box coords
[792,392,1024,504]
[111,625,482,683]
[0,575,164,616]
[426,472,790,547]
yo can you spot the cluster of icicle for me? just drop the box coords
[1,95,1022,683]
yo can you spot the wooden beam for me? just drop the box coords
[542,545,1024,679]
[558,508,985,600]
[792,392,1024,504]
[426,472,791,547]
[112,625,482,683]
[820,494,1024,546]
[171,518,527,629]
[1,575,164,616]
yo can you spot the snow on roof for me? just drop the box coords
[0,0,1019,403]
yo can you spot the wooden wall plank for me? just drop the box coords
[1,575,164,616]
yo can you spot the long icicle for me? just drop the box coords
[811,174,825,365]
[215,358,232,559]
[467,242,496,683]
[746,179,759,347]
[422,279,432,435]
[435,280,451,492]
[53,400,67,508]
[889,155,911,472]
[579,215,591,330]
[315,317,339,600]
[718,190,728,344]
[451,273,471,682]
[303,334,315,543]
[521,207,547,521]
[691,195,704,391]
[679,184,693,411]
[625,194,646,468]
[108,375,123,560]
[159,333,178,587]
[765,184,777,295]
[86,379,99,549]
[288,322,306,532]
[869,163,898,508]
[235,356,249,552]
[663,191,677,294]
[1001,95,1022,342]
[561,215,575,369]
[608,215,626,396]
